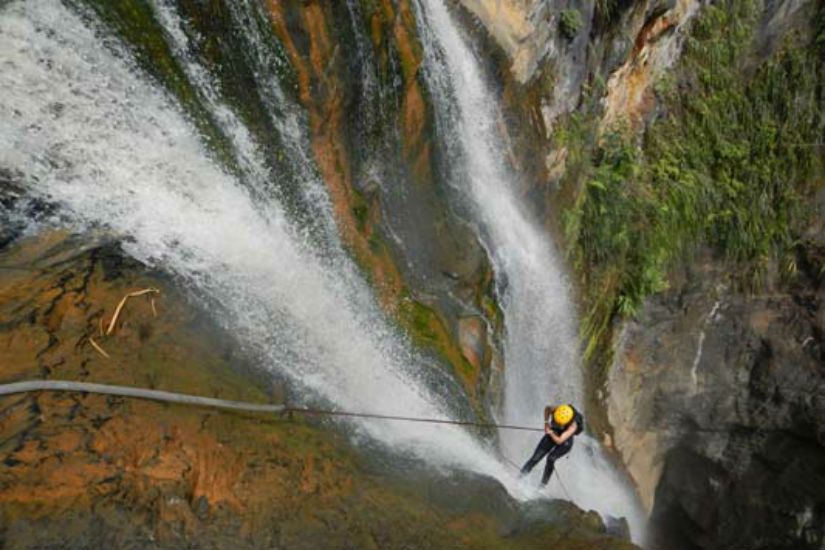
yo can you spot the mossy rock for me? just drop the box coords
[0,232,636,550]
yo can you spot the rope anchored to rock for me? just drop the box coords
[0,380,575,499]
[0,379,543,431]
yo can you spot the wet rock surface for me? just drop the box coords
[0,233,636,550]
[265,0,502,411]
[607,250,825,549]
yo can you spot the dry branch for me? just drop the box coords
[106,288,160,336]
[89,337,111,359]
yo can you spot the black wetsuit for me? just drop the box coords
[520,423,574,485]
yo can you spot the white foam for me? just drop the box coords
[0,0,531,495]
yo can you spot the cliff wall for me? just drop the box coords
[460,0,825,547]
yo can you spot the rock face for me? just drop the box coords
[262,0,501,409]
[462,1,824,548]
[607,250,825,549]
[0,233,636,550]
[456,0,701,135]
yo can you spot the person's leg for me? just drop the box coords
[521,435,553,474]
[541,439,573,485]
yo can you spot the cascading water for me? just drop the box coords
[412,0,646,539]
[0,0,644,539]
[0,0,524,493]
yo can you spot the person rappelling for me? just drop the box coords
[520,403,584,485]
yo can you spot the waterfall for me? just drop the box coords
[1,0,647,538]
[0,0,527,494]
[412,0,645,539]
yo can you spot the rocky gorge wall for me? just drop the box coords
[458,0,825,548]
[2,0,824,547]
[260,0,505,415]
[608,245,825,549]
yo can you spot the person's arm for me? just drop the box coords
[543,406,554,435]
[547,421,577,445]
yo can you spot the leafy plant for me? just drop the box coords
[562,0,824,361]
[559,9,583,41]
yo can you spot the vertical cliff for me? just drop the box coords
[458,0,825,547]
[262,0,504,409]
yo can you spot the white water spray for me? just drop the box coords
[413,0,646,539]
[0,0,530,495]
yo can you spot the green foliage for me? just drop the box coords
[559,9,583,41]
[351,189,370,232]
[564,0,825,359]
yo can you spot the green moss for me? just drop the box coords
[559,9,583,41]
[398,296,444,351]
[398,294,478,386]
[563,0,825,360]
[351,190,370,233]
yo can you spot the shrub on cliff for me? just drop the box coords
[562,0,825,359]
[559,9,583,41]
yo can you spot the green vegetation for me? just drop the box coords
[559,9,583,41]
[562,0,824,360]
[397,291,481,403]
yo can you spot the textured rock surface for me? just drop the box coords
[600,0,699,131]
[607,249,825,549]
[264,0,501,407]
[464,1,825,548]
[0,233,636,550]
[456,0,701,130]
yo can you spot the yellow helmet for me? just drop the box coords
[553,404,574,426]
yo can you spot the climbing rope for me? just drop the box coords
[0,379,544,431]
[0,379,577,499]
[554,465,574,500]
[499,453,573,500]
[285,406,543,432]
[0,380,288,413]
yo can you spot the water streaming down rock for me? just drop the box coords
[1,0,646,537]
[150,0,341,255]
[412,0,646,539]
[0,0,529,495]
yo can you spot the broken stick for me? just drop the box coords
[106,288,160,336]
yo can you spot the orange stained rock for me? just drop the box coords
[303,3,334,79]
[266,0,404,310]
[370,11,384,50]
[49,429,83,454]
[187,433,246,509]
[390,0,435,185]
[602,0,697,132]
[299,453,317,494]
[458,316,487,376]
[201,3,464,396]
